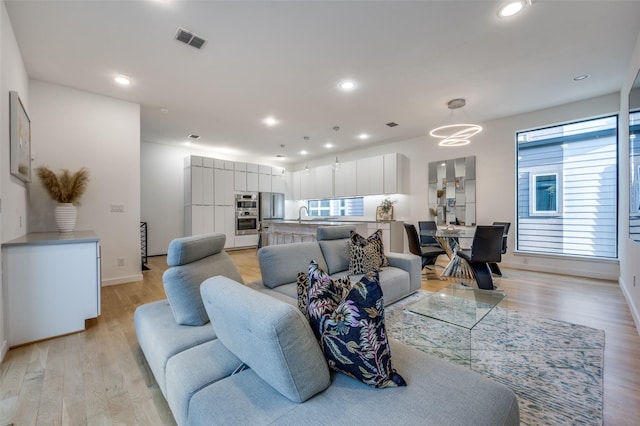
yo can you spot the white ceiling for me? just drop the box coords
[6,0,640,165]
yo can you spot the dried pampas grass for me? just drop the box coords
[36,166,89,204]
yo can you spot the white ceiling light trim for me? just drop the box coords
[498,0,527,18]
[339,80,356,91]
[263,116,279,126]
[114,75,131,85]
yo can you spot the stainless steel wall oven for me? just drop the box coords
[235,193,258,235]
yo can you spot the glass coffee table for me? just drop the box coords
[401,284,508,366]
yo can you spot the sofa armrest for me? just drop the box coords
[386,253,422,293]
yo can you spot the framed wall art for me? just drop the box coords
[10,91,31,183]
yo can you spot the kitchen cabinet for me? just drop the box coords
[185,156,214,236]
[247,163,260,173]
[234,171,247,192]
[356,155,384,196]
[272,171,286,194]
[247,172,259,192]
[214,168,230,205]
[215,205,235,249]
[367,220,404,253]
[259,172,272,192]
[315,164,334,199]
[300,168,317,200]
[384,153,405,194]
[2,231,101,347]
[291,170,302,200]
[334,160,357,197]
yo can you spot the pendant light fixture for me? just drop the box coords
[332,126,340,171]
[429,98,482,147]
[303,136,310,175]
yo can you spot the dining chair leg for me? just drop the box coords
[467,262,496,290]
[489,262,502,277]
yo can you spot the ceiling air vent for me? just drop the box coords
[386,122,399,127]
[175,27,207,49]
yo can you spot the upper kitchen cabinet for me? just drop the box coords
[334,160,357,197]
[300,168,317,200]
[383,153,406,194]
[356,155,384,196]
[271,168,286,194]
[315,164,334,199]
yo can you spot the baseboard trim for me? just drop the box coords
[620,277,640,336]
[101,273,144,286]
[501,261,618,281]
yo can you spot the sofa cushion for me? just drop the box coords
[200,275,331,403]
[351,229,389,267]
[348,240,382,275]
[318,239,350,274]
[316,225,356,241]
[163,233,244,326]
[166,339,243,426]
[187,340,520,425]
[308,271,406,388]
[345,266,411,306]
[133,300,217,396]
[258,242,328,289]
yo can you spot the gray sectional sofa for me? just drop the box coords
[247,225,422,305]
[134,231,520,425]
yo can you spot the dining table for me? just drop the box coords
[420,227,476,279]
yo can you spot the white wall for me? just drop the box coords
[0,0,29,362]
[620,31,640,331]
[28,80,142,286]
[142,92,621,281]
[141,142,191,255]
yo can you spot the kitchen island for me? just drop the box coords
[261,219,405,252]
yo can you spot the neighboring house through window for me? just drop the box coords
[516,115,618,259]
[307,197,364,217]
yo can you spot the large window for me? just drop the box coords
[307,197,364,217]
[516,115,618,258]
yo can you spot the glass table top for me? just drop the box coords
[406,284,506,330]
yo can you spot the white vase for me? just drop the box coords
[55,203,77,232]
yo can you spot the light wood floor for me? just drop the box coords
[2,249,639,425]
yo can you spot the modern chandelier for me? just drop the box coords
[429,98,482,147]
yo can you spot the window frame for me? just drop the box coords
[528,169,561,216]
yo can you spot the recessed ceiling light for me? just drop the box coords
[160,107,169,114]
[339,80,356,91]
[358,133,370,140]
[497,1,525,18]
[300,150,308,155]
[573,74,591,81]
[114,75,131,85]
[324,143,334,149]
[263,116,279,126]
[184,141,192,147]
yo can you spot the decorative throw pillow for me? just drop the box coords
[296,272,309,313]
[308,271,406,388]
[305,261,351,329]
[350,230,389,268]
[348,240,381,275]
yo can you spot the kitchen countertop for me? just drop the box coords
[262,219,394,226]
[2,230,100,247]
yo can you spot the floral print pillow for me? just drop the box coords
[305,261,351,335]
[307,269,406,388]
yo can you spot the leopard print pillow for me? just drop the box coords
[350,229,389,268]
[348,240,381,275]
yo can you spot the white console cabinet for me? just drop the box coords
[2,231,101,347]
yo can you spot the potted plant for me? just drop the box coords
[378,197,397,221]
[36,166,89,232]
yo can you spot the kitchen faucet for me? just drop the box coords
[297,205,309,222]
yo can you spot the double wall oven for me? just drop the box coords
[235,192,259,235]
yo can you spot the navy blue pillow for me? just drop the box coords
[308,270,406,388]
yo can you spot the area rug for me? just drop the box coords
[384,291,605,426]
